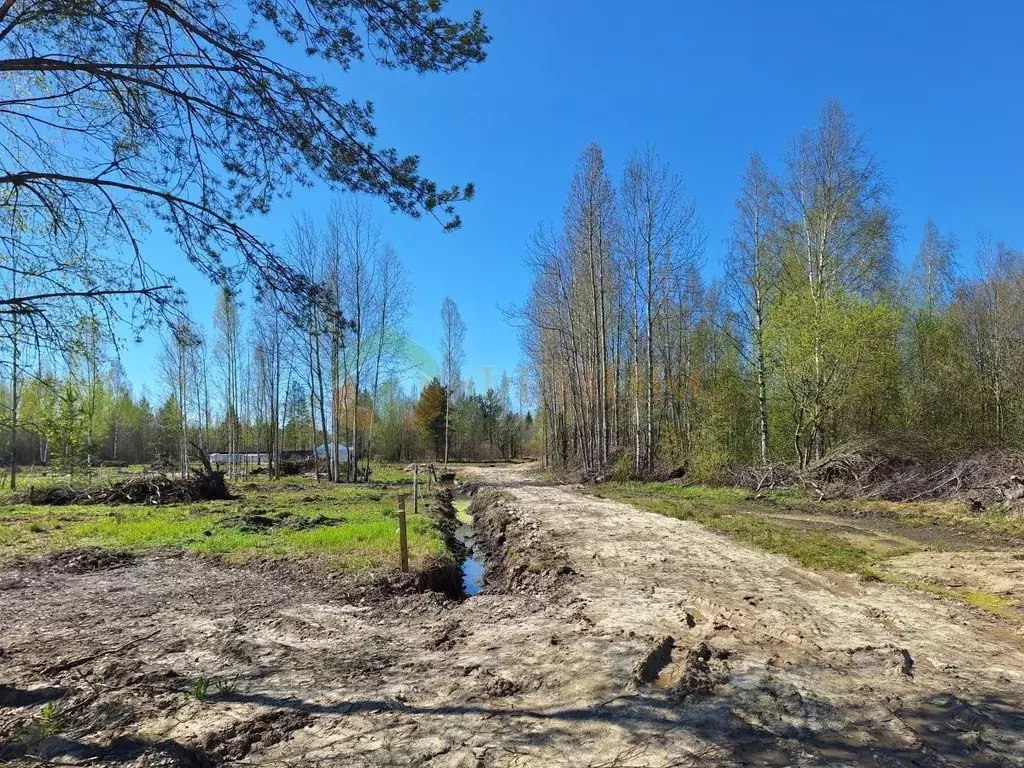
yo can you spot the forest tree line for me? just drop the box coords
[0,201,534,482]
[519,99,1024,479]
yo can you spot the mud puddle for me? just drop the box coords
[453,499,484,595]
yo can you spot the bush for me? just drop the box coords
[611,452,634,482]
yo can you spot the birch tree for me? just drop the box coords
[364,245,411,477]
[214,290,243,477]
[566,145,617,468]
[779,99,895,462]
[725,153,781,463]
[440,297,466,467]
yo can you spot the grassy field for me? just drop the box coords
[593,481,1024,620]
[0,466,449,572]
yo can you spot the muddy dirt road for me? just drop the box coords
[3,464,1023,766]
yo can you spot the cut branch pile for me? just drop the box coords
[722,462,798,492]
[17,472,231,506]
[727,440,1024,508]
[801,446,1024,506]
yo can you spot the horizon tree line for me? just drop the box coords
[0,250,536,482]
[519,99,1024,478]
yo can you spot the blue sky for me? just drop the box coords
[124,0,1024,399]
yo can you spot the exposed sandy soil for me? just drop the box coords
[2,464,1023,766]
[880,550,1024,610]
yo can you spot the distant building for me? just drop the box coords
[314,443,350,462]
[208,452,270,468]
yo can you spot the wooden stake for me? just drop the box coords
[413,465,419,517]
[397,494,409,572]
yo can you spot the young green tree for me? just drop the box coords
[778,100,895,460]
[414,378,448,459]
[766,287,901,466]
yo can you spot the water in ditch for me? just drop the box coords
[453,499,484,596]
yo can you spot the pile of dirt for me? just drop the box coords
[7,548,138,577]
[145,457,178,473]
[202,711,312,762]
[219,511,344,533]
[278,457,317,476]
[671,641,731,702]
[16,472,232,506]
[42,548,137,574]
[470,488,577,593]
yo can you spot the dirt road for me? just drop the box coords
[2,464,1023,766]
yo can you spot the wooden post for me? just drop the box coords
[397,494,409,573]
[413,465,419,517]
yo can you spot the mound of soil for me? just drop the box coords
[203,711,311,762]
[470,488,577,593]
[41,548,136,574]
[17,473,232,506]
[671,641,731,701]
[219,511,344,533]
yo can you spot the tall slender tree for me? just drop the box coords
[724,153,781,464]
[620,145,702,474]
[440,297,466,467]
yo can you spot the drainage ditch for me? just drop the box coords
[453,498,485,596]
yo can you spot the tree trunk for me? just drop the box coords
[9,310,18,491]
[755,313,769,464]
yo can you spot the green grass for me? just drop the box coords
[452,499,471,524]
[776,495,1024,536]
[0,471,449,572]
[866,569,1018,619]
[367,462,415,485]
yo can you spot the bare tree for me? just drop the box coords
[620,145,702,474]
[284,216,336,480]
[159,320,202,475]
[252,303,284,475]
[440,297,466,467]
[963,238,1024,446]
[910,218,959,313]
[365,245,411,477]
[335,200,382,480]
[566,144,617,467]
[214,289,243,477]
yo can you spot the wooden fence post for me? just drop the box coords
[413,465,419,517]
[397,494,409,573]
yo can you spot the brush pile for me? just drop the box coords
[17,472,231,506]
[727,438,1024,509]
